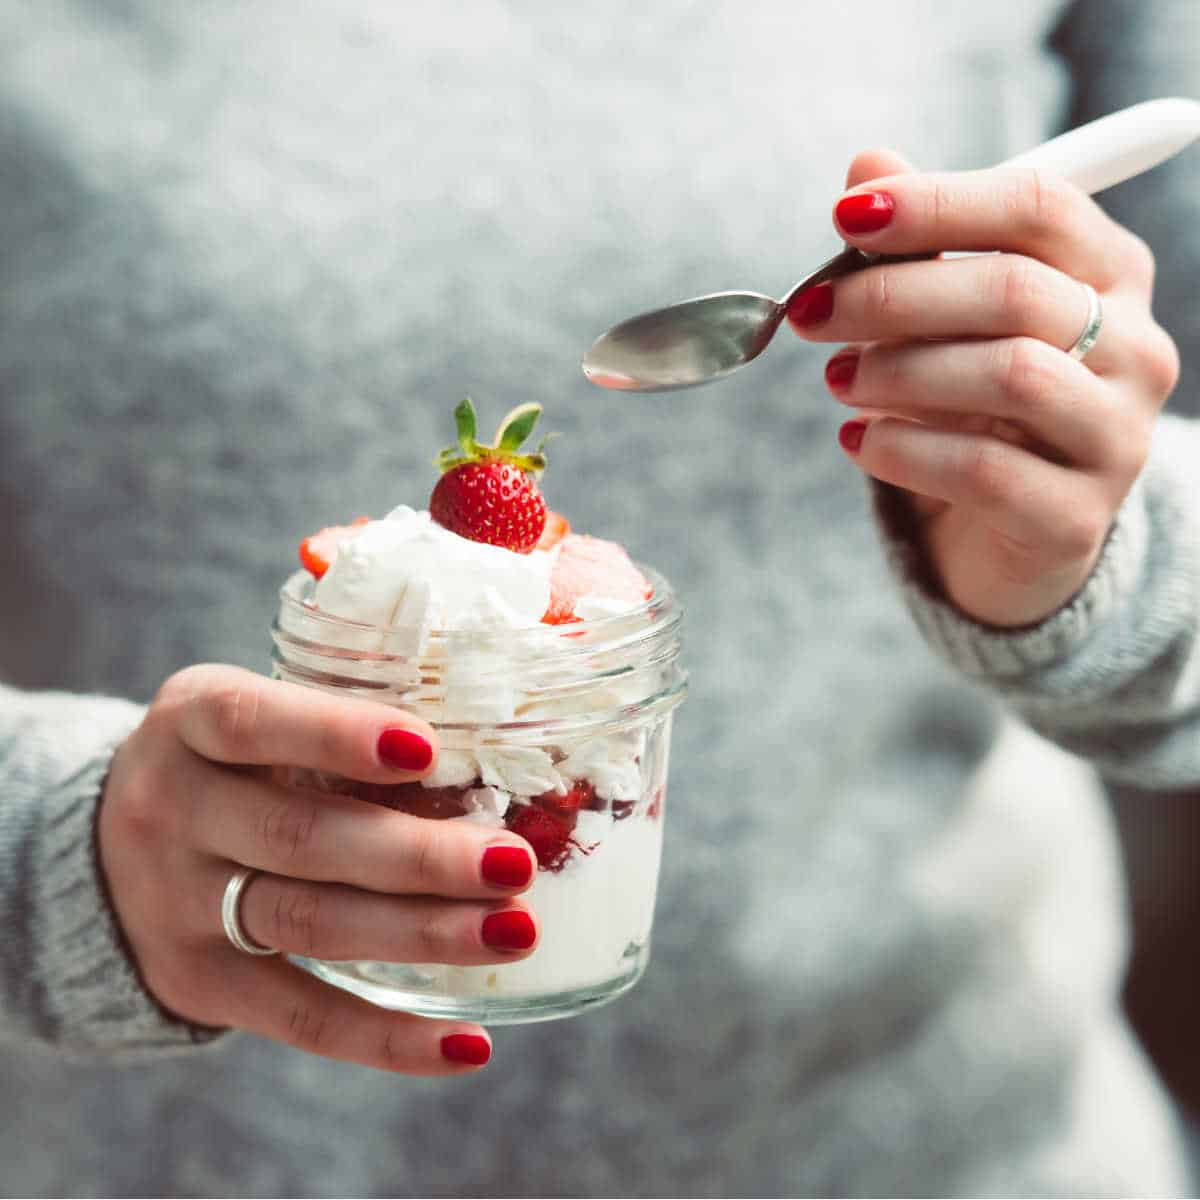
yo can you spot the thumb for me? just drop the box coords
[843,147,918,190]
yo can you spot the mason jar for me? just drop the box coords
[270,565,686,1023]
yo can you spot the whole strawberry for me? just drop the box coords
[430,399,549,553]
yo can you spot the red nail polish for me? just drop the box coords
[482,909,537,951]
[839,420,868,454]
[441,1033,492,1066]
[835,191,895,234]
[481,846,534,889]
[377,728,433,771]
[786,282,834,328]
[825,352,859,390]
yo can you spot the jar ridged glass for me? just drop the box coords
[270,566,686,1023]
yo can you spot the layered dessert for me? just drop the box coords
[272,401,686,1021]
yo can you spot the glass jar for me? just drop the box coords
[270,565,686,1023]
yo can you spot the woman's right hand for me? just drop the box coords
[98,663,540,1073]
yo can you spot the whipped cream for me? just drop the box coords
[314,506,553,638]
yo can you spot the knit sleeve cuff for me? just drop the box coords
[32,729,229,1058]
[872,474,1149,682]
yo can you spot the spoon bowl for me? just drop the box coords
[582,291,784,392]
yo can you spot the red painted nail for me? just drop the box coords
[481,909,537,951]
[835,191,895,234]
[377,728,434,771]
[786,282,834,329]
[481,845,534,889]
[839,420,868,454]
[824,352,859,390]
[441,1033,492,1066]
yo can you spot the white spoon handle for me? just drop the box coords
[999,97,1200,195]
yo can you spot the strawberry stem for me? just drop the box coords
[434,399,551,478]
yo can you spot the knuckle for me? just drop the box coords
[997,337,1059,417]
[866,427,907,483]
[109,754,164,846]
[958,440,1014,509]
[1107,413,1153,481]
[139,953,204,1024]
[270,880,323,955]
[379,1026,406,1071]
[1119,230,1156,289]
[1012,169,1072,235]
[863,266,899,321]
[1050,504,1109,561]
[415,907,453,961]
[258,793,321,867]
[285,1000,332,1055]
[406,821,446,891]
[991,257,1051,327]
[929,177,954,230]
[205,678,264,760]
[1139,325,1181,400]
[153,663,225,713]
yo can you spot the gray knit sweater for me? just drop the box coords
[2,1,1200,1195]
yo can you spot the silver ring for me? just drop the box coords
[1066,282,1103,361]
[221,867,278,956]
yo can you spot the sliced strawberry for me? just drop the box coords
[647,786,664,821]
[299,516,371,579]
[536,510,571,552]
[505,803,575,871]
[534,779,594,825]
[542,534,652,624]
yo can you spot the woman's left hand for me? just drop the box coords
[788,149,1180,628]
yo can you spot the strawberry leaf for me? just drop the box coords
[494,403,541,454]
[455,398,478,458]
[435,447,471,472]
[508,451,547,476]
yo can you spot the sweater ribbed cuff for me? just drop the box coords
[32,736,228,1058]
[873,475,1148,682]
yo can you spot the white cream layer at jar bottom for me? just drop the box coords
[412,815,663,996]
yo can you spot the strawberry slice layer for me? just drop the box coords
[299,516,371,579]
[536,510,571,552]
[543,534,652,624]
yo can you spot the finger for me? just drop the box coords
[161,664,438,782]
[844,147,918,190]
[211,952,493,1074]
[839,416,1111,557]
[187,761,535,897]
[226,868,539,965]
[830,166,1153,289]
[825,336,1134,472]
[790,252,1130,375]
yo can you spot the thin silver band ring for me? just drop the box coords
[1067,282,1103,361]
[221,867,279,956]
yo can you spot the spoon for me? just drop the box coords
[582,97,1200,393]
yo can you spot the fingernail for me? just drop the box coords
[825,352,859,390]
[441,1033,492,1066]
[481,845,534,889]
[839,420,868,454]
[786,282,834,329]
[482,909,537,951]
[835,191,895,234]
[377,728,434,771]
